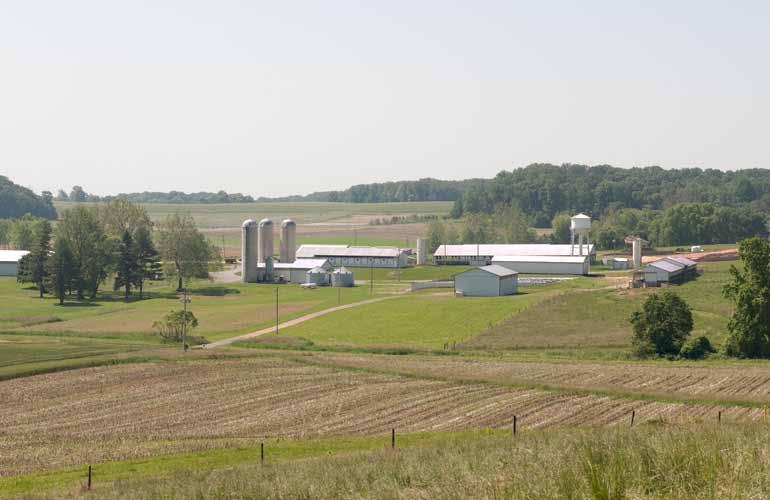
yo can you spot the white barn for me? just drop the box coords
[491,255,590,275]
[0,250,30,277]
[296,245,410,268]
[454,265,518,297]
[433,244,596,266]
[259,258,331,283]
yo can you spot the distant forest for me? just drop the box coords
[451,164,770,226]
[55,187,255,204]
[259,178,487,203]
[0,175,57,220]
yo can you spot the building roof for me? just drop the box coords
[258,258,329,270]
[297,244,404,259]
[308,266,328,274]
[456,264,519,278]
[665,256,697,268]
[332,266,352,274]
[649,259,685,273]
[433,244,595,258]
[0,250,30,263]
[491,255,589,264]
[572,213,591,219]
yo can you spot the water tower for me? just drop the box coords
[257,219,274,263]
[240,219,259,282]
[570,213,591,256]
[280,219,296,263]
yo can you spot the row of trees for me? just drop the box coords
[55,187,255,204]
[18,200,220,303]
[452,164,770,226]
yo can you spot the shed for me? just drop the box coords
[490,255,589,275]
[0,250,30,277]
[647,259,685,283]
[331,267,354,287]
[454,265,518,297]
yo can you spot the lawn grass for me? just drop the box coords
[0,277,394,343]
[270,281,582,349]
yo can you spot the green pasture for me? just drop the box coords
[54,201,452,228]
[467,260,737,357]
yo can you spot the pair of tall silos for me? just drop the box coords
[241,218,296,283]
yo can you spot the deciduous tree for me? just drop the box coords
[630,291,693,357]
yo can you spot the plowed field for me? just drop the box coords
[0,357,763,476]
[294,352,770,403]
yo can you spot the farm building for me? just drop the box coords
[330,267,355,287]
[433,244,596,266]
[636,256,697,286]
[0,250,30,277]
[296,245,410,268]
[307,266,330,286]
[258,258,331,283]
[454,265,518,297]
[602,256,631,270]
[491,255,590,275]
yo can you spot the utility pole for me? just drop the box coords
[338,286,341,305]
[396,248,400,282]
[180,285,191,352]
[275,286,279,334]
[370,261,374,295]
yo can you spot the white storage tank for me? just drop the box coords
[306,266,329,286]
[331,267,354,287]
[258,218,274,263]
[570,213,591,256]
[280,219,297,262]
[241,219,259,282]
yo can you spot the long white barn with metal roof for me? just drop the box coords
[433,244,595,266]
[491,255,590,275]
[296,244,410,268]
[0,250,30,276]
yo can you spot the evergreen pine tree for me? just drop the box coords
[48,238,75,305]
[114,230,140,299]
[135,226,161,299]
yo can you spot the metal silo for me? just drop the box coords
[280,219,296,262]
[306,266,329,286]
[331,267,354,287]
[240,219,259,282]
[257,218,274,263]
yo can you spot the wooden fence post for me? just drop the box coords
[261,442,264,464]
[513,415,517,436]
[391,428,395,449]
[87,465,92,490]
[630,410,635,427]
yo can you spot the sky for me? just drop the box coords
[1,1,769,198]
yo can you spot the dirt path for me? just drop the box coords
[203,295,402,348]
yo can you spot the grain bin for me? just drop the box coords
[331,267,354,287]
[241,219,259,282]
[257,218,274,263]
[306,266,330,286]
[280,219,297,262]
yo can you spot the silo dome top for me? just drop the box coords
[258,218,273,226]
[281,219,296,228]
[241,219,257,228]
[333,266,352,275]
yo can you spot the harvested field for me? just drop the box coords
[292,352,770,404]
[1,356,763,476]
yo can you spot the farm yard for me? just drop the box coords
[1,220,767,499]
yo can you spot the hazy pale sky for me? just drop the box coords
[1,1,769,197]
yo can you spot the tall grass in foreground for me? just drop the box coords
[40,423,770,500]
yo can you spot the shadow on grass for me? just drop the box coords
[188,287,241,296]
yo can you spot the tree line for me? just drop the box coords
[424,207,537,253]
[451,163,770,226]
[0,175,56,220]
[260,178,487,203]
[55,186,255,204]
[17,200,221,304]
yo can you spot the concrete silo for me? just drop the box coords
[280,219,296,263]
[257,218,274,263]
[416,238,427,265]
[241,219,259,282]
[632,238,643,268]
